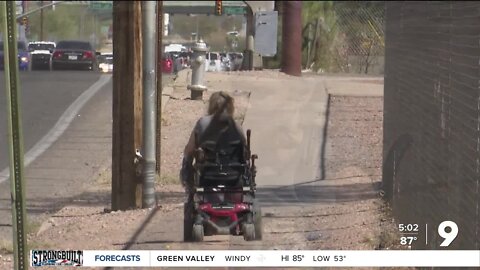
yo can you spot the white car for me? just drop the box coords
[205,52,222,72]
[220,53,233,71]
[28,41,56,70]
[98,52,113,73]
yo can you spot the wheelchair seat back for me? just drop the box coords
[196,118,247,188]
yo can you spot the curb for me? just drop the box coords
[160,69,190,113]
[161,86,174,113]
[324,79,384,97]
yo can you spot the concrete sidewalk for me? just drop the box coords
[169,69,330,187]
[163,71,384,206]
[241,76,328,188]
[126,70,385,251]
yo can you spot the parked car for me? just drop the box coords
[28,41,55,70]
[51,40,98,71]
[231,52,244,71]
[220,52,232,71]
[205,52,222,72]
[161,52,174,74]
[97,52,113,73]
[0,41,31,71]
[170,51,189,73]
[178,51,192,68]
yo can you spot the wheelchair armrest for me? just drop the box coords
[196,162,247,169]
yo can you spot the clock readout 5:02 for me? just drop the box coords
[398,223,419,232]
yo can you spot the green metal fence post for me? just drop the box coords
[1,1,28,269]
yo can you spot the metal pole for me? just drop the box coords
[155,1,163,174]
[196,16,199,42]
[93,13,97,47]
[1,1,28,269]
[142,0,157,208]
[40,1,44,40]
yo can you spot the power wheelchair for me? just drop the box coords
[183,120,262,242]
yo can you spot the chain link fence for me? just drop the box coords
[303,1,385,75]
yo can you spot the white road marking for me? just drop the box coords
[0,74,112,183]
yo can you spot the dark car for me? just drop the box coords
[51,40,98,71]
[0,41,31,71]
[28,41,55,70]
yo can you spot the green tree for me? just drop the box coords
[26,4,107,48]
[302,1,338,72]
[333,1,385,73]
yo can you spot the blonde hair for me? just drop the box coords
[208,91,235,116]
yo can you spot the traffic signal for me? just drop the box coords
[215,0,222,16]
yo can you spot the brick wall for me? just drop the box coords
[383,1,479,250]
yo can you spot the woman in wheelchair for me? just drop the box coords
[180,91,248,193]
[180,91,261,241]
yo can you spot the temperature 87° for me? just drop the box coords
[400,236,417,245]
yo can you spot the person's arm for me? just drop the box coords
[180,122,199,187]
[234,121,247,145]
[183,129,197,161]
[184,118,203,160]
[234,121,250,162]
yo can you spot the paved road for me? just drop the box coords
[0,70,109,240]
[0,71,175,177]
[0,71,102,171]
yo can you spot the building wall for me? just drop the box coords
[383,1,480,250]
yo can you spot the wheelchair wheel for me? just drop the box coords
[183,202,194,242]
[192,224,204,242]
[253,200,263,240]
[243,223,255,241]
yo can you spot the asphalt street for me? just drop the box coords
[0,71,102,171]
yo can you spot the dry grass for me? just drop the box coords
[0,240,13,255]
[27,240,53,251]
[26,220,42,236]
[156,173,179,185]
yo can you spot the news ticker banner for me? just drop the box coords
[30,250,480,267]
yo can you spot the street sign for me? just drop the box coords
[89,1,112,10]
[223,6,246,15]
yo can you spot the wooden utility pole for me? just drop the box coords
[156,1,163,174]
[281,1,302,76]
[112,2,143,211]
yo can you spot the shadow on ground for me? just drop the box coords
[256,180,381,207]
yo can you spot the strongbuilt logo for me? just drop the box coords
[30,250,83,267]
